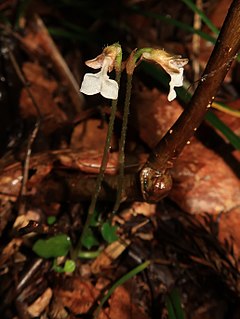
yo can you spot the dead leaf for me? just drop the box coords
[20,62,68,134]
[170,138,240,214]
[91,240,130,274]
[54,278,101,315]
[27,287,52,317]
[109,285,149,319]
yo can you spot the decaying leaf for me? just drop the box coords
[27,288,52,317]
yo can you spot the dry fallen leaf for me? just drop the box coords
[91,240,130,274]
[109,284,150,319]
[170,138,240,214]
[20,62,68,134]
[27,287,52,317]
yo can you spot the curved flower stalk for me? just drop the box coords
[80,44,121,100]
[142,49,188,101]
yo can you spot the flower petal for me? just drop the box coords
[142,49,188,101]
[168,68,184,102]
[100,77,119,100]
[80,72,101,95]
[85,55,104,69]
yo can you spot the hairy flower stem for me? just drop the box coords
[112,74,133,214]
[73,71,121,259]
[145,0,240,173]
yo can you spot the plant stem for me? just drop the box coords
[112,74,133,214]
[72,71,121,259]
[94,260,150,318]
[146,0,240,173]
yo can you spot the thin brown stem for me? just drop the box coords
[112,74,132,214]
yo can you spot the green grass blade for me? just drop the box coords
[205,112,240,149]
[212,101,240,118]
[181,0,219,35]
[166,297,177,319]
[166,289,185,319]
[94,260,150,318]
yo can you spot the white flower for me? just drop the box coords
[80,45,121,100]
[142,50,188,102]
[168,60,185,101]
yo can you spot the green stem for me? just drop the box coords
[72,71,121,260]
[112,74,133,214]
[94,260,150,318]
[181,0,219,35]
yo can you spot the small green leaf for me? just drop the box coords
[33,234,71,259]
[52,260,64,273]
[63,259,76,273]
[89,209,100,227]
[47,216,57,225]
[52,259,75,273]
[81,228,99,249]
[101,222,118,243]
[78,249,101,259]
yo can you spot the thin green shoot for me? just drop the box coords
[94,260,150,318]
[181,0,219,35]
[212,101,240,118]
[206,112,240,150]
[78,250,102,259]
[166,288,185,319]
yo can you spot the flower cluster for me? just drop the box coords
[80,44,188,102]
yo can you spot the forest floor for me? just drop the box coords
[0,0,240,318]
